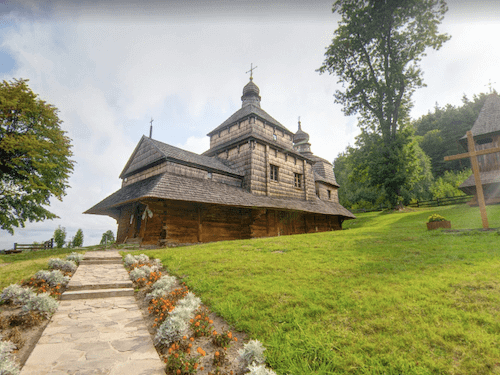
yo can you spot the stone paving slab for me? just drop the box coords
[83,251,123,260]
[66,263,132,291]
[20,297,165,375]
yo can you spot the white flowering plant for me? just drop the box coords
[0,284,34,305]
[0,338,20,375]
[65,252,84,265]
[21,293,59,318]
[239,339,266,365]
[35,270,70,287]
[48,258,77,273]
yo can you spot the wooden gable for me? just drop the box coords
[119,136,165,179]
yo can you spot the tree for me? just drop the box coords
[72,228,84,248]
[53,225,66,248]
[0,79,74,234]
[100,230,115,245]
[319,0,450,206]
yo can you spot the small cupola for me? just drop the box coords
[293,119,310,144]
[241,77,261,108]
[293,119,312,155]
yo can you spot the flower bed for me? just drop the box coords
[124,254,276,375]
[0,252,80,373]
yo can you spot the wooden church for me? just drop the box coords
[85,77,355,246]
[458,93,500,205]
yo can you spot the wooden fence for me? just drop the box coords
[350,195,473,214]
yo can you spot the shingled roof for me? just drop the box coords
[459,169,500,191]
[120,136,243,179]
[207,104,292,137]
[460,93,500,146]
[85,172,355,219]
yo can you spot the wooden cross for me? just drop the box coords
[149,117,153,138]
[444,130,500,228]
[246,63,258,80]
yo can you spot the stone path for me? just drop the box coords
[20,251,165,375]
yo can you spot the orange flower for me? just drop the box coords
[209,320,213,324]
[190,337,194,342]
[215,351,219,356]
[176,370,181,375]
[174,353,179,358]
[194,363,198,369]
[195,322,200,327]
[234,337,238,342]
[188,343,192,348]
[228,332,232,339]
[212,330,217,335]
[183,336,187,340]
[186,348,191,354]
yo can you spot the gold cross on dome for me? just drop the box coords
[246,63,258,80]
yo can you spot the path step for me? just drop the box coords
[66,281,133,291]
[80,258,122,265]
[61,288,135,300]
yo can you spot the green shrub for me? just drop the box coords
[100,230,115,245]
[72,229,84,248]
[53,226,66,248]
[428,213,447,222]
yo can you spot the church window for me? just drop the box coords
[274,149,278,157]
[327,190,332,199]
[294,173,302,188]
[207,172,212,179]
[270,164,279,182]
[285,154,288,162]
[273,134,277,141]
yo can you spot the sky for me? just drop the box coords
[1,0,499,249]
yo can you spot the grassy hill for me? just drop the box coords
[134,204,500,374]
[1,204,499,374]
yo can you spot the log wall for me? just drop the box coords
[116,200,343,246]
[228,142,316,199]
[316,182,340,203]
[210,117,294,150]
[477,135,500,172]
[122,160,242,188]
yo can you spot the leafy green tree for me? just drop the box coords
[72,228,84,248]
[429,169,470,198]
[413,92,491,177]
[100,230,115,245]
[53,225,66,248]
[319,0,450,206]
[0,79,74,234]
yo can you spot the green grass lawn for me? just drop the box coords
[1,205,498,374]
[0,248,86,290]
[127,204,500,375]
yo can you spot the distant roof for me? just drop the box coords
[208,104,292,136]
[459,169,500,190]
[120,136,243,179]
[461,93,500,141]
[86,172,355,219]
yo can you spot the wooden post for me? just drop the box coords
[265,145,270,196]
[444,130,500,229]
[266,209,270,236]
[197,206,202,242]
[302,159,308,200]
